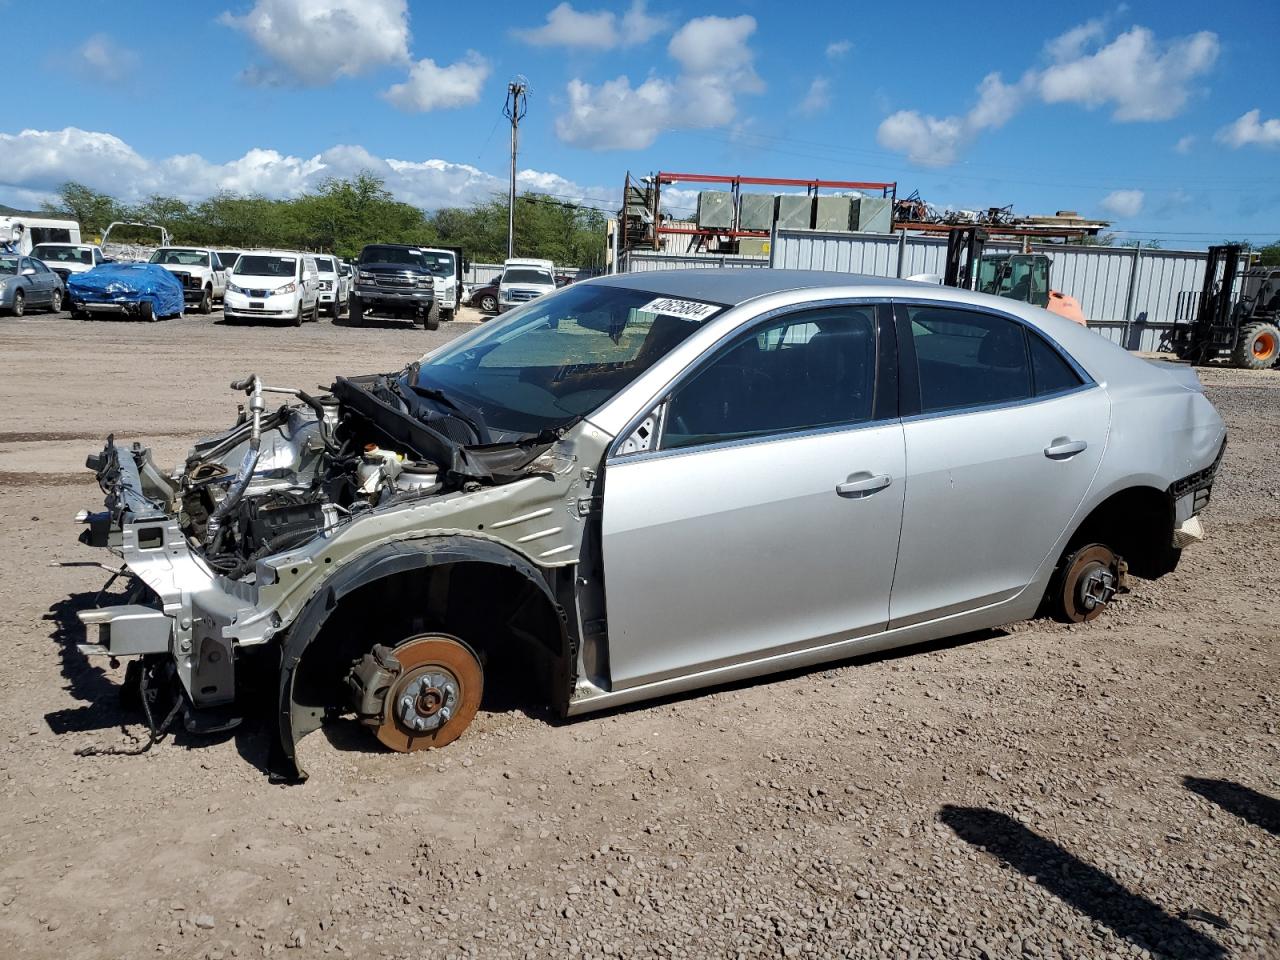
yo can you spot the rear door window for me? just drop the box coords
[1027,331,1084,396]
[906,307,1032,413]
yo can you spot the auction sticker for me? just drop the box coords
[638,297,721,321]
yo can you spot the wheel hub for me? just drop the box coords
[369,634,483,753]
[1076,562,1118,612]
[397,671,459,732]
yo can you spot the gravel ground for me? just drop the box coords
[0,307,1276,960]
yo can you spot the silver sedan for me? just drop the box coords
[0,254,65,315]
[76,270,1226,779]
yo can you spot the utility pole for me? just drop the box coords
[503,78,528,260]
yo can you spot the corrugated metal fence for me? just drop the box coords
[620,230,1232,352]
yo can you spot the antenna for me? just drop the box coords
[503,77,529,260]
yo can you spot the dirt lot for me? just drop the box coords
[0,307,1276,960]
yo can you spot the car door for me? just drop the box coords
[36,260,58,303]
[209,253,226,296]
[888,303,1109,627]
[600,303,906,690]
[22,258,51,304]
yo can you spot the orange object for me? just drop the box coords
[1046,289,1087,326]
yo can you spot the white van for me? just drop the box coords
[498,257,556,313]
[224,251,320,326]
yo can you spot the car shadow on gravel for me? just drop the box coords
[1184,777,1280,836]
[43,591,132,735]
[331,314,419,330]
[568,628,1006,726]
[940,806,1227,959]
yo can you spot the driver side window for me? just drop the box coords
[662,306,877,451]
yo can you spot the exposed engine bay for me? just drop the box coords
[90,370,561,581]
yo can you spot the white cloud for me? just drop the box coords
[620,0,669,45]
[1100,189,1145,218]
[878,20,1220,166]
[1216,109,1280,148]
[1044,18,1105,62]
[877,72,1028,167]
[515,2,617,48]
[798,77,831,117]
[75,34,139,85]
[220,0,409,86]
[0,128,149,191]
[1038,26,1218,121]
[556,14,761,150]
[0,126,614,214]
[514,0,668,49]
[667,14,758,79]
[1174,134,1196,154]
[825,39,851,60]
[382,53,490,112]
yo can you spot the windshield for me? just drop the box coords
[150,248,209,267]
[410,284,723,434]
[420,252,455,277]
[234,255,297,277]
[316,257,336,274]
[359,245,425,267]
[0,256,17,275]
[33,244,92,264]
[217,252,241,268]
[503,268,554,286]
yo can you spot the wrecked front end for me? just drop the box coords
[74,371,605,780]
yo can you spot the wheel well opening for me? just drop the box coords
[1065,486,1176,580]
[292,561,568,725]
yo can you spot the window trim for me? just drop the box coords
[607,298,896,462]
[891,299,1096,422]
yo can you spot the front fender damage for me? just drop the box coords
[269,536,572,783]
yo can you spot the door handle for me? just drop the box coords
[1044,438,1088,460]
[835,472,892,498]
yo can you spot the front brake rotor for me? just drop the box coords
[373,634,483,753]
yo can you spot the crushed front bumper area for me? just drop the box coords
[75,437,266,712]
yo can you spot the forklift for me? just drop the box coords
[942,227,1087,325]
[1170,244,1280,369]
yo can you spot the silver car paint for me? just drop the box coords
[890,384,1110,627]
[601,420,906,689]
[566,271,1224,713]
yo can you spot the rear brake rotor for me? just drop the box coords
[1060,544,1121,623]
[374,634,483,753]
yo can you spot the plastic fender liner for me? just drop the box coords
[269,536,570,783]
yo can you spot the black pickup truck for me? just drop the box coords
[350,244,440,330]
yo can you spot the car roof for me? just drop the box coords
[588,268,931,305]
[230,250,304,260]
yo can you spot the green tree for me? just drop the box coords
[35,175,606,266]
[1223,240,1280,265]
[42,182,121,238]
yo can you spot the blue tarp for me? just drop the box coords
[68,263,185,318]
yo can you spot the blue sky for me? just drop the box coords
[1,0,1278,248]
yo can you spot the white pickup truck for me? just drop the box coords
[30,242,108,288]
[148,246,228,314]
